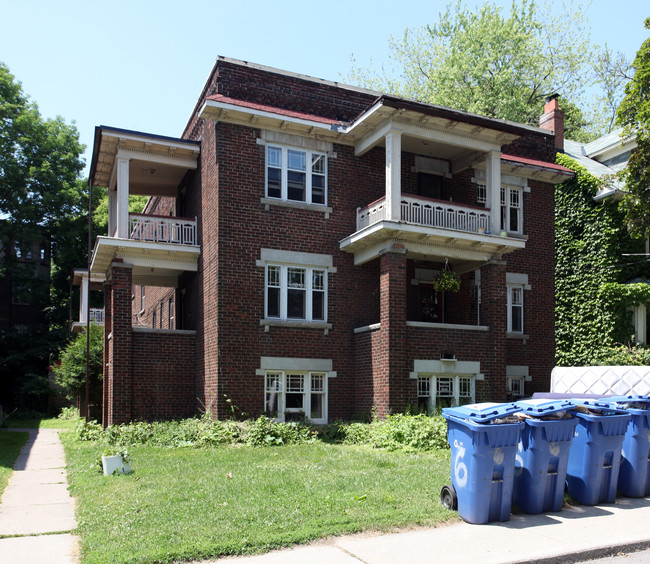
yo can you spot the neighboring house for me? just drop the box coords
[0,225,51,409]
[563,129,650,346]
[85,57,572,426]
[0,227,50,332]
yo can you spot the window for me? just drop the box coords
[417,375,476,410]
[475,182,523,234]
[507,284,524,333]
[265,371,327,423]
[266,264,326,321]
[501,186,522,234]
[159,302,164,328]
[507,376,525,399]
[152,309,157,329]
[266,145,327,205]
[140,286,146,311]
[169,297,174,329]
[14,241,21,260]
[417,377,430,412]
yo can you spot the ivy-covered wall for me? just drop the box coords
[555,154,650,366]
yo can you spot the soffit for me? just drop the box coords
[91,127,200,194]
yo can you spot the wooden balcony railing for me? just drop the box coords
[128,214,198,246]
[357,195,490,234]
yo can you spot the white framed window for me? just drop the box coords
[417,375,476,410]
[506,366,529,399]
[266,145,327,205]
[265,264,327,321]
[476,183,487,205]
[507,284,524,333]
[265,370,328,424]
[500,186,522,234]
[507,376,525,399]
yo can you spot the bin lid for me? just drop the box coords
[514,398,575,416]
[600,395,650,408]
[442,402,520,423]
[570,399,628,414]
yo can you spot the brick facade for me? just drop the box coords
[96,57,567,424]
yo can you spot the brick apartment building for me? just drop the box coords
[83,57,572,426]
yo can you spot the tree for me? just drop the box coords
[0,62,87,408]
[617,18,650,237]
[348,0,600,136]
[53,324,103,411]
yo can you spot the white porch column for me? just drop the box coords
[634,304,647,344]
[79,274,88,323]
[116,156,130,239]
[107,189,117,237]
[486,150,501,234]
[385,130,402,221]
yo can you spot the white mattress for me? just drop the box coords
[551,366,650,396]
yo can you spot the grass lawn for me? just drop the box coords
[62,437,456,564]
[1,416,79,430]
[0,431,29,496]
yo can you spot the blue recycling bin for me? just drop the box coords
[601,396,650,498]
[566,400,631,505]
[512,399,578,514]
[442,402,524,524]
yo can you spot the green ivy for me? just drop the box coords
[555,154,650,365]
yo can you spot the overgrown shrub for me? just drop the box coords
[245,416,318,446]
[67,413,449,452]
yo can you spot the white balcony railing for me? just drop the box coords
[89,308,104,324]
[357,195,490,234]
[128,214,198,246]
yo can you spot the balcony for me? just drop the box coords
[341,194,525,267]
[358,195,490,234]
[89,126,201,286]
[89,308,105,324]
[129,214,198,246]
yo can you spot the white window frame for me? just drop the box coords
[266,144,327,205]
[417,374,476,410]
[264,370,329,424]
[265,264,327,322]
[258,249,335,327]
[500,185,523,235]
[507,376,525,399]
[506,365,530,399]
[507,284,525,334]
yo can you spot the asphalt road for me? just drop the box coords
[581,547,650,563]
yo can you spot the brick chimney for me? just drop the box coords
[539,94,564,152]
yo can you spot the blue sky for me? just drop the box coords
[1,0,648,175]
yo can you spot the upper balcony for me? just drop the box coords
[89,127,201,286]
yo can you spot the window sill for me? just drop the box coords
[507,332,529,344]
[261,319,332,335]
[261,198,332,218]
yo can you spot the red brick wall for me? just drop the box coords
[131,330,196,420]
[102,60,560,424]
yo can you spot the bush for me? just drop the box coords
[66,413,449,452]
[589,344,650,366]
[245,416,318,446]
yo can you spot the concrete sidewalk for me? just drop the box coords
[204,496,650,564]
[0,428,78,564]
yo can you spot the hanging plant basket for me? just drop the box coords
[434,267,460,293]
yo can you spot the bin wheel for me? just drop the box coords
[440,485,458,510]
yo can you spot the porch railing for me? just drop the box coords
[89,308,104,324]
[357,195,490,234]
[128,214,198,246]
